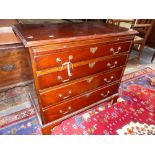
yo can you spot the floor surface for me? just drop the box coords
[125,47,155,73]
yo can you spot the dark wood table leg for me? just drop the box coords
[151,50,155,63]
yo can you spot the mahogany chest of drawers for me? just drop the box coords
[13,22,137,134]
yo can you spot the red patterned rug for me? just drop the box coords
[0,67,155,135]
[51,85,155,135]
[51,67,155,135]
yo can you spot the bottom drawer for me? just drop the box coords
[43,82,119,124]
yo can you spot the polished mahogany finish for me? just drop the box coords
[34,41,131,70]
[43,82,119,123]
[13,22,137,134]
[37,54,127,90]
[13,22,136,47]
[40,67,124,108]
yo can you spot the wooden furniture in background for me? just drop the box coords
[151,50,155,63]
[132,19,154,60]
[146,20,155,63]
[13,22,137,134]
[107,19,154,62]
[0,26,33,92]
[106,19,135,27]
[0,19,18,27]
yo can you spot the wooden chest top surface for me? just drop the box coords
[13,22,137,47]
[0,27,21,46]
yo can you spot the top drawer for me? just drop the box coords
[34,41,131,71]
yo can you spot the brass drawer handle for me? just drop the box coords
[56,57,62,63]
[110,46,122,54]
[68,55,73,60]
[107,61,118,68]
[88,62,96,69]
[62,62,73,77]
[90,47,98,54]
[104,76,114,83]
[56,55,73,81]
[0,64,16,71]
[58,90,72,100]
[57,75,70,83]
[57,61,73,83]
[59,106,72,115]
[56,55,73,65]
[100,90,110,98]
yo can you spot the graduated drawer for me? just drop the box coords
[34,41,131,71]
[40,67,124,108]
[37,54,127,90]
[43,82,119,124]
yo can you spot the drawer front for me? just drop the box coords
[40,67,124,107]
[0,45,33,89]
[34,41,131,70]
[43,82,119,123]
[37,54,127,90]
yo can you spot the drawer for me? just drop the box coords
[37,54,127,90]
[34,41,131,70]
[40,67,124,108]
[0,45,33,89]
[43,82,119,124]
